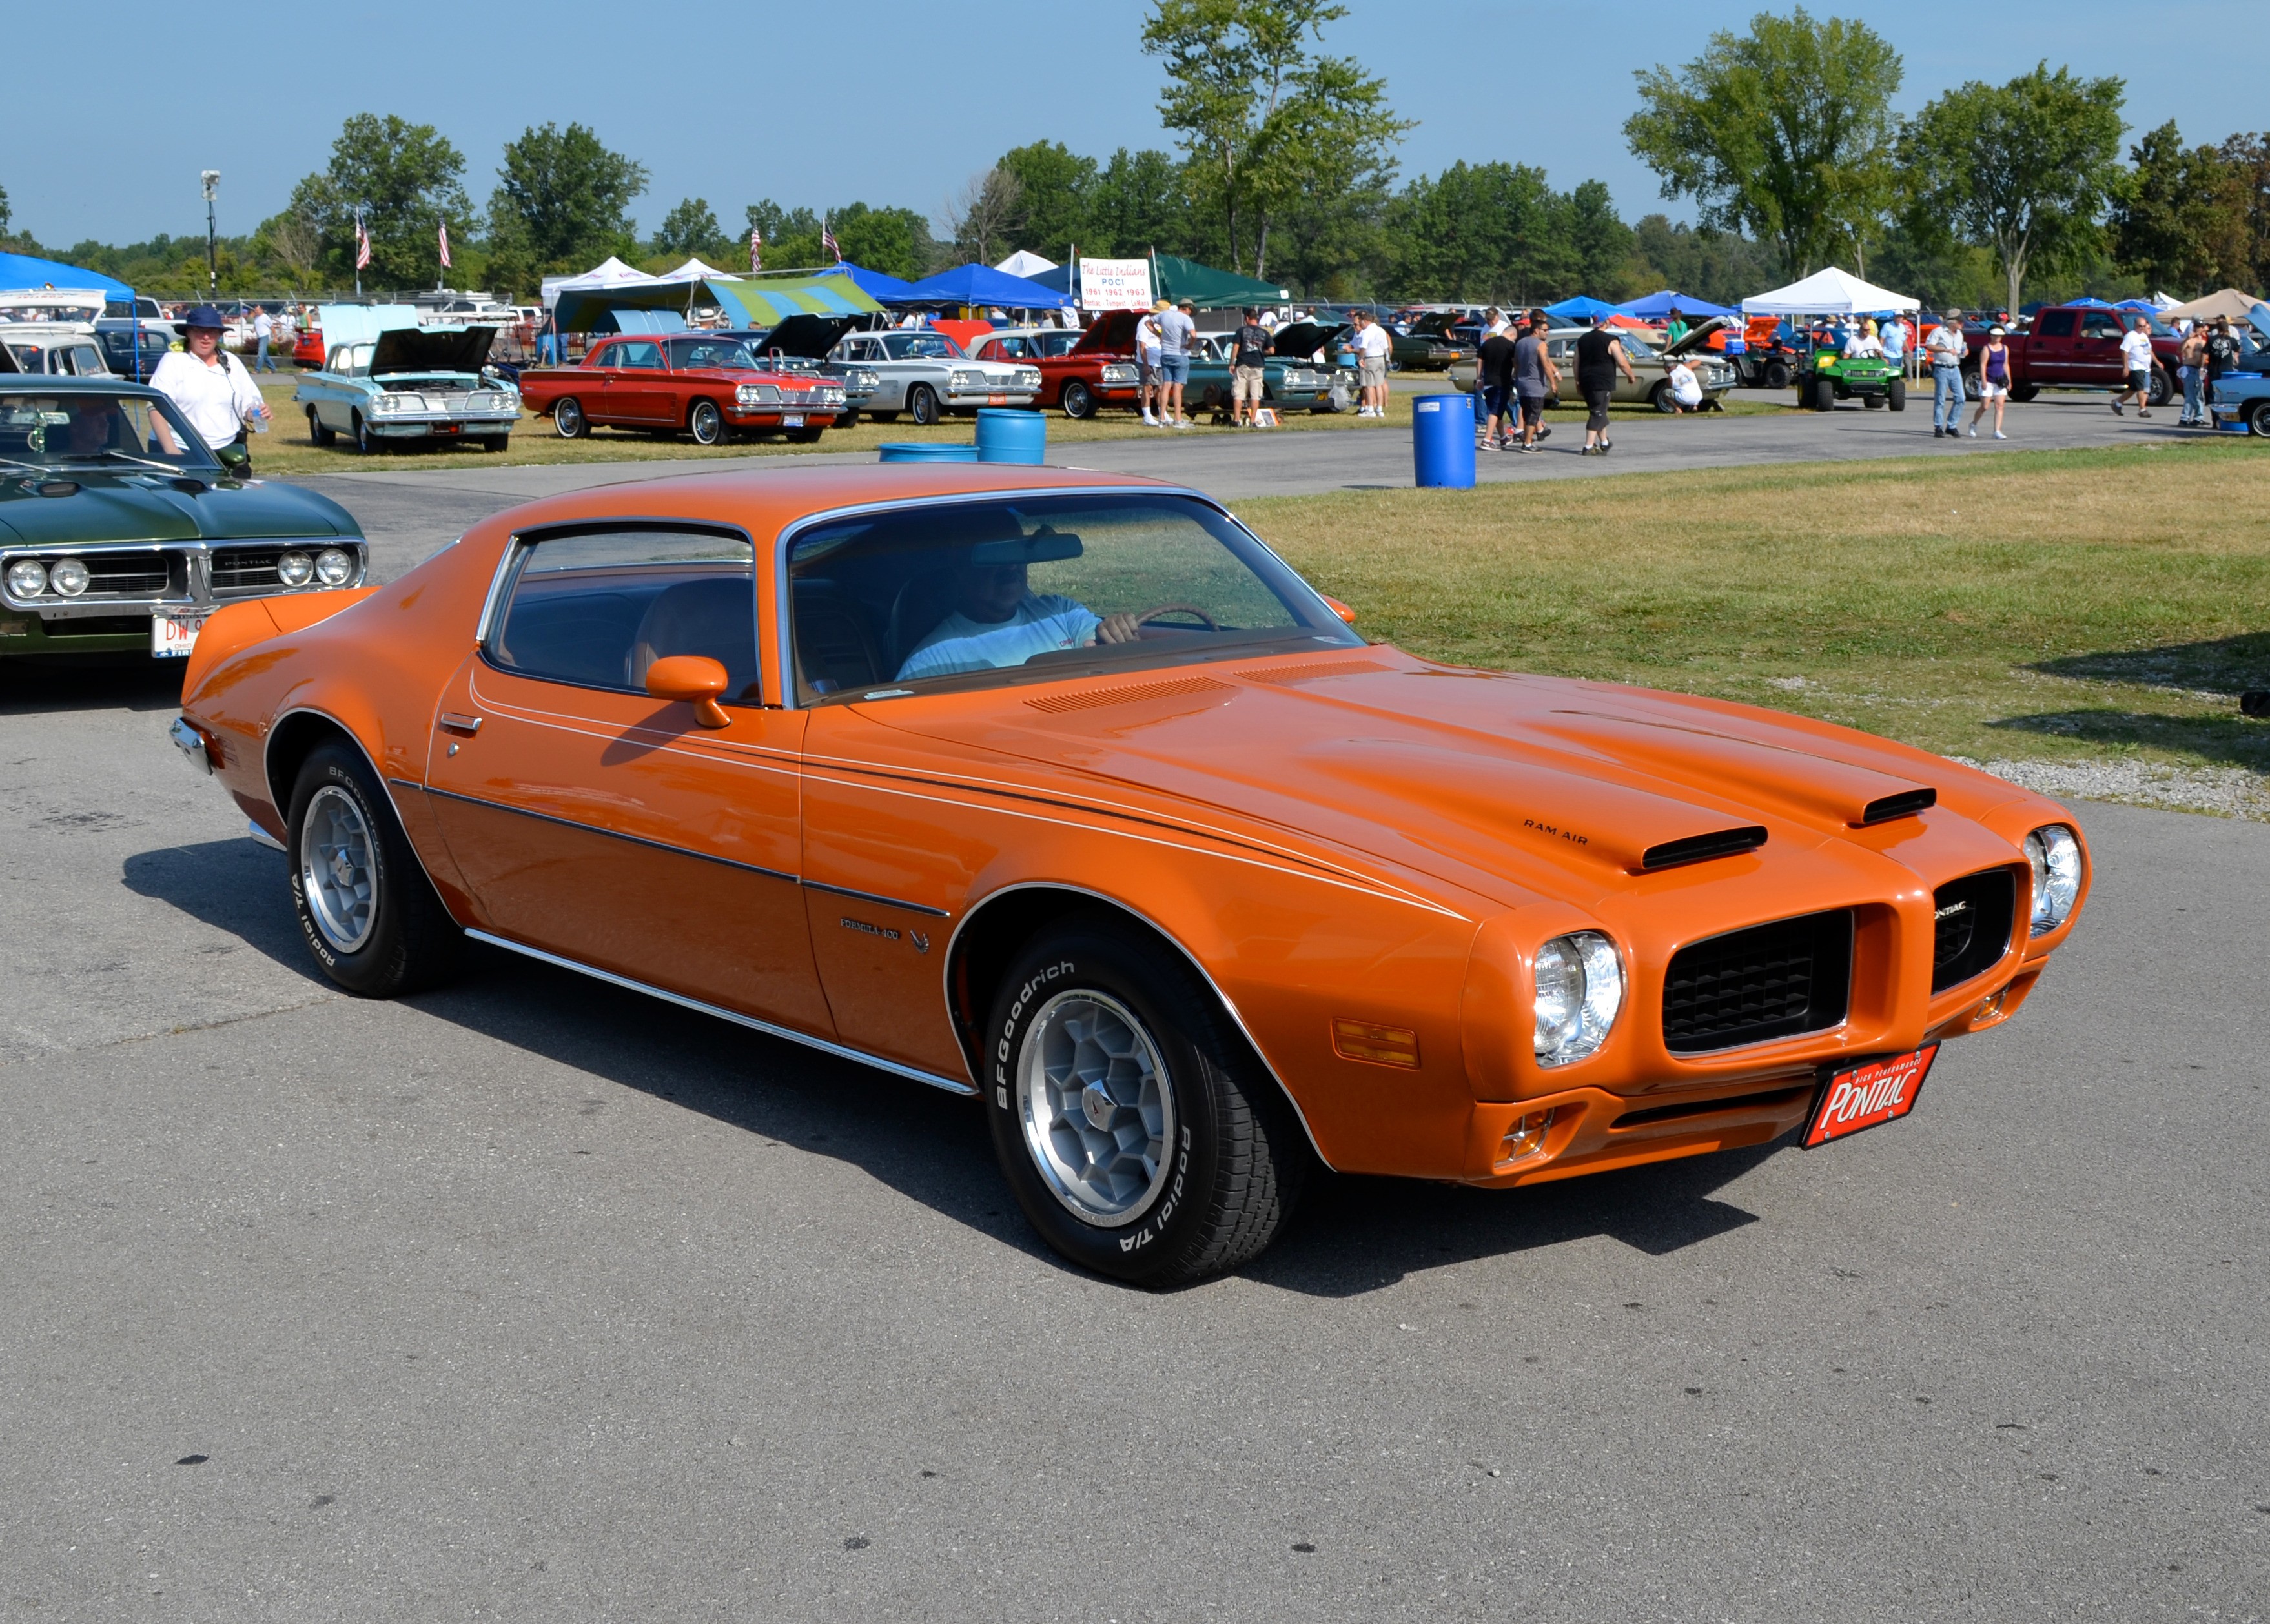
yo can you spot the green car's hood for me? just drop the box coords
[0,471,356,547]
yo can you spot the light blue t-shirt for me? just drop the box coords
[897,593,1100,680]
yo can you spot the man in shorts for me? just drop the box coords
[2113,314,2155,418]
[1158,298,1197,428]
[1511,315,1557,451]
[1136,301,1167,426]
[1573,319,1635,454]
[1354,310,1391,416]
[1230,307,1271,427]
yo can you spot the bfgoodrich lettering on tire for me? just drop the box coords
[287,741,461,997]
[984,919,1307,1286]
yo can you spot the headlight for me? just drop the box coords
[1016,367,1042,390]
[1101,363,1138,384]
[278,550,314,587]
[816,385,846,405]
[950,370,982,391]
[314,547,354,587]
[855,369,881,391]
[371,394,400,413]
[737,383,782,406]
[6,558,47,597]
[49,558,90,596]
[1533,931,1623,1067]
[2025,824,2082,935]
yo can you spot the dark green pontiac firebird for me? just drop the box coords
[0,375,367,662]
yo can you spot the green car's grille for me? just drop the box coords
[210,547,285,591]
[80,551,172,596]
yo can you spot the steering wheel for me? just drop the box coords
[1132,604,1218,631]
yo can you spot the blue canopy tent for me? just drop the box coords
[1615,289,1738,320]
[830,261,923,304]
[0,250,134,300]
[897,263,1073,309]
[1542,295,1621,323]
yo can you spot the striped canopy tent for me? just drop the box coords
[550,272,883,333]
[830,261,924,304]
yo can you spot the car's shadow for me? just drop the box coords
[2032,632,2270,697]
[125,835,1784,1295]
[1,654,182,716]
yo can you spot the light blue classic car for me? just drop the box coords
[2207,303,2270,436]
[294,304,520,454]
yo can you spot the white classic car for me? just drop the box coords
[294,304,521,455]
[826,329,1041,424]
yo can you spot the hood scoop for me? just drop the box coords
[1858,786,1936,826]
[1025,675,1233,715]
[1642,825,1769,870]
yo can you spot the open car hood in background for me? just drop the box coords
[748,314,860,361]
[1272,321,1349,359]
[370,323,495,376]
[1664,315,1737,358]
[1070,310,1141,356]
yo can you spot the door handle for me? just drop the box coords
[439,711,482,736]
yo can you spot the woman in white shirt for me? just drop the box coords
[148,305,269,471]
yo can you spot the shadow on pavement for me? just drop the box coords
[123,831,1789,1294]
[0,654,182,716]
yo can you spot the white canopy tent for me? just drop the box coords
[1742,266,1919,314]
[660,257,741,283]
[994,249,1058,278]
[540,256,654,311]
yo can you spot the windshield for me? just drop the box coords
[788,492,1362,702]
[668,338,761,370]
[0,391,220,471]
[879,332,965,360]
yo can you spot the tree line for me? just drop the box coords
[4,3,2265,311]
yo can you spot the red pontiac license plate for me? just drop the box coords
[988,393,1008,405]
[1803,1044,1938,1148]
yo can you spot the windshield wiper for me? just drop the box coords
[79,448,208,476]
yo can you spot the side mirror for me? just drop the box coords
[1321,594,1358,625]
[214,442,250,473]
[645,655,733,727]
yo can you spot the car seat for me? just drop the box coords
[626,575,761,699]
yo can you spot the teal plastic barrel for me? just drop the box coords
[877,442,978,463]
[976,408,1047,464]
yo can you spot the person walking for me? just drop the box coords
[1573,318,1635,454]
[2112,314,2154,418]
[2205,316,2242,425]
[1136,301,1166,427]
[1511,315,1558,451]
[1230,307,1271,427]
[1927,308,1968,438]
[2178,321,2208,427]
[1354,310,1391,418]
[1158,298,1196,428]
[1880,313,1908,369]
[1967,325,2013,438]
[148,304,270,471]
[252,307,276,372]
[1477,320,1519,449]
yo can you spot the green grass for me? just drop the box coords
[1236,440,2270,787]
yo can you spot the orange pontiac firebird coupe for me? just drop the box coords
[170,465,2089,1285]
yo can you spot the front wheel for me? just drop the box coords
[906,383,940,426]
[1814,378,1837,412]
[689,398,724,445]
[2248,399,2270,437]
[2148,366,2174,408]
[352,412,378,454]
[869,410,900,424]
[553,398,586,438]
[786,426,824,444]
[1061,379,1096,420]
[2009,383,2039,403]
[985,919,1307,1287]
[481,435,509,452]
[287,742,460,998]
[1650,380,1675,414]
[1887,378,1907,412]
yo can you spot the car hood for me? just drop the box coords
[746,315,860,361]
[855,653,2026,910]
[372,325,496,375]
[1070,311,1141,356]
[1664,316,1736,358]
[0,471,356,546]
[1272,321,1349,359]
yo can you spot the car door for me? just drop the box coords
[604,340,671,424]
[423,521,829,1033]
[2072,310,2129,385]
[857,339,905,409]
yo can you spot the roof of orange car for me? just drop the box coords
[476,462,1185,538]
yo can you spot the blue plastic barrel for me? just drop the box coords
[976,408,1047,465]
[877,442,979,463]
[1412,392,1476,489]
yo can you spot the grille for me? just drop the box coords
[1931,868,2016,993]
[81,551,173,596]
[1662,909,1854,1053]
[43,614,148,636]
[210,547,284,591]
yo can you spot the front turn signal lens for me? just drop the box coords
[1499,1108,1555,1165]
[1333,1018,1420,1069]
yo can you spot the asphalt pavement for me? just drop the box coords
[281,387,2238,584]
[1,656,2264,1621]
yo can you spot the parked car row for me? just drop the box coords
[1447,322,1740,412]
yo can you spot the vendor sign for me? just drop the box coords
[1079,258,1153,312]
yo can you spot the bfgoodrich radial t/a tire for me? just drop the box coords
[984,919,1307,1286]
[287,741,460,997]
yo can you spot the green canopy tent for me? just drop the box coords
[549,272,883,334]
[1147,253,1290,309]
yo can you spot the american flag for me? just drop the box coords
[749,223,762,272]
[822,219,841,263]
[354,216,371,270]
[438,220,452,270]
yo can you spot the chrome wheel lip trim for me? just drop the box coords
[301,784,377,953]
[1017,987,1176,1229]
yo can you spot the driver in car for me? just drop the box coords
[896,556,1145,681]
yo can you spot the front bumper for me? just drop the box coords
[366,412,519,439]
[945,388,1039,409]
[0,538,371,631]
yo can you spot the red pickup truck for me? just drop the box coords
[1945,306,2180,406]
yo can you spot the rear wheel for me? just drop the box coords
[306,405,334,447]
[984,918,1307,1287]
[688,398,724,445]
[287,742,460,998]
[1061,379,1096,420]
[553,398,586,438]
[1813,378,1837,412]
[2009,383,2039,403]
[906,383,940,426]
[482,435,509,452]
[1888,378,1907,412]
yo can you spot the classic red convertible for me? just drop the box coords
[517,333,848,445]
[968,314,1143,419]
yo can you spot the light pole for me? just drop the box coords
[201,170,220,297]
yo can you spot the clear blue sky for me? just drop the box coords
[13,0,2263,249]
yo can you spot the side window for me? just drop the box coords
[2079,313,2122,340]
[486,527,760,702]
[2035,310,2076,338]
[613,341,663,370]
[584,343,615,368]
